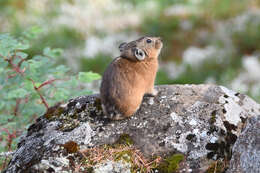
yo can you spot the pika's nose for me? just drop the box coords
[157,37,162,42]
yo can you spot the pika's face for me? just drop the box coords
[119,37,163,61]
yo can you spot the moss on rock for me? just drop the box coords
[116,134,134,146]
[157,154,184,173]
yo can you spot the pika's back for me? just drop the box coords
[100,36,163,120]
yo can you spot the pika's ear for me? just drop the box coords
[134,48,146,61]
[119,42,127,52]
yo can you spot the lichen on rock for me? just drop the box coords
[93,160,131,173]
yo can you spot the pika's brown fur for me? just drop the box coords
[100,36,163,120]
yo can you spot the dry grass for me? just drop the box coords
[79,144,161,173]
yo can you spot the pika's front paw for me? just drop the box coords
[151,88,158,96]
[145,88,158,97]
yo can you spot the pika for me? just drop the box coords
[100,36,163,120]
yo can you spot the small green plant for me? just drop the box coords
[0,27,100,169]
[157,154,184,173]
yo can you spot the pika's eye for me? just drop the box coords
[146,39,152,43]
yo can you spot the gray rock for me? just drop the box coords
[93,160,131,173]
[3,85,260,173]
[227,116,260,173]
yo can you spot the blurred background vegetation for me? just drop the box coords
[1,0,260,169]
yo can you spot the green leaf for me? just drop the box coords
[53,88,70,101]
[0,114,13,124]
[0,58,8,68]
[53,65,70,75]
[68,76,79,87]
[78,71,101,83]
[1,121,17,129]
[11,137,20,149]
[0,33,29,57]
[0,102,5,110]
[16,52,28,59]
[7,88,29,99]
[43,47,63,58]
[51,65,70,78]
[23,26,43,39]
[35,82,41,88]
[31,55,52,70]
[55,65,70,73]
[0,67,4,74]
[27,59,44,75]
[0,34,17,57]
[76,90,93,96]
[16,40,30,50]
[21,102,45,117]
[24,79,34,91]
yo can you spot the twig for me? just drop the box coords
[37,79,59,90]
[7,73,17,79]
[146,156,161,167]
[29,78,49,109]
[5,58,25,75]
[1,128,16,151]
[14,99,21,116]
[18,58,26,67]
[133,150,147,166]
